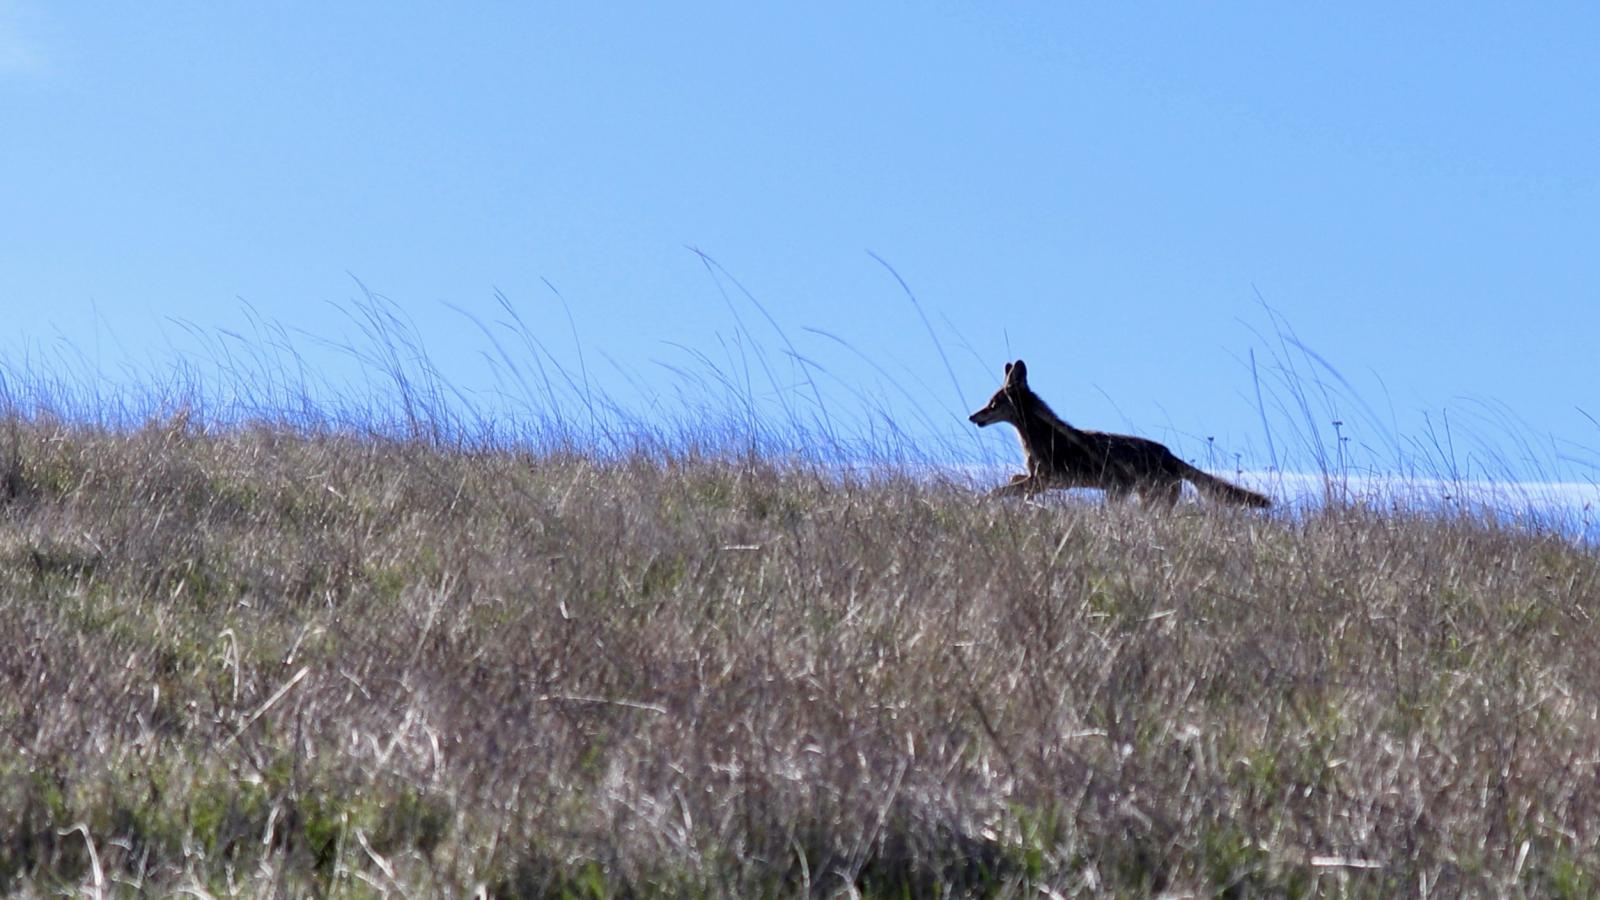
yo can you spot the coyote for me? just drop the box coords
[969,360,1271,508]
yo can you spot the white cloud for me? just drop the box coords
[939,462,1600,541]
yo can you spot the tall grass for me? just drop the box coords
[2,276,1598,895]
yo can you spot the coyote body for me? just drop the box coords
[969,360,1271,508]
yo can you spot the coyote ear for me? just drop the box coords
[1008,359,1028,384]
[1003,361,1013,376]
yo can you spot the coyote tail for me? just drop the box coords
[1181,463,1271,508]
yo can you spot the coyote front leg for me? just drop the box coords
[988,473,1035,498]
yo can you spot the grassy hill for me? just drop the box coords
[3,415,1599,896]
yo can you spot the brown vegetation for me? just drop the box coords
[2,415,1599,896]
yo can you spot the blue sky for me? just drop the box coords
[3,3,1597,479]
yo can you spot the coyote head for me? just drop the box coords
[968,359,1029,427]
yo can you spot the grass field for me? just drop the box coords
[3,410,1599,897]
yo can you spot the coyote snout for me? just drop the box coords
[968,385,1023,429]
[971,359,1271,508]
